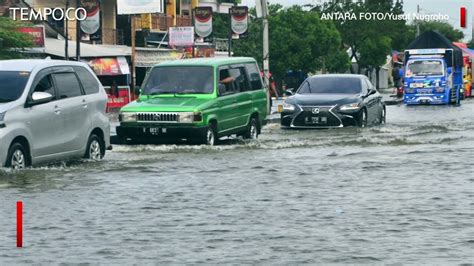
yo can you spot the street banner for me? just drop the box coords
[169,27,194,47]
[117,0,162,15]
[85,57,130,76]
[230,6,248,38]
[194,7,213,41]
[80,0,101,41]
[18,26,45,48]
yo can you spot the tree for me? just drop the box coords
[212,5,347,83]
[468,39,474,49]
[0,17,33,59]
[317,0,410,88]
[416,21,464,42]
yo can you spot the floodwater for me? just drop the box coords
[1,99,473,264]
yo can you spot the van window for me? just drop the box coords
[34,75,56,99]
[53,73,83,98]
[218,67,249,95]
[245,63,263,91]
[74,66,100,94]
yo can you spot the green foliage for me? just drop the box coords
[0,17,33,59]
[417,21,464,42]
[229,5,347,81]
[318,0,410,75]
[468,39,474,49]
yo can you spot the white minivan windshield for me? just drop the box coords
[0,71,30,102]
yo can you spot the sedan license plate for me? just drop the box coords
[305,116,327,124]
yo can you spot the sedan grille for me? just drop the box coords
[137,112,179,123]
[292,106,342,127]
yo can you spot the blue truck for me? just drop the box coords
[402,31,463,105]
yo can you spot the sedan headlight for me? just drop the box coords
[120,112,137,122]
[282,103,296,112]
[339,102,361,111]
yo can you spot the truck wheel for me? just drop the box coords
[6,142,30,169]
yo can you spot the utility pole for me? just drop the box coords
[261,0,270,91]
[65,0,69,60]
[416,4,420,37]
[76,0,81,61]
[131,14,136,93]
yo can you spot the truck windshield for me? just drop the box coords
[407,60,444,77]
[143,66,214,95]
[0,71,30,103]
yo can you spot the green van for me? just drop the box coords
[116,57,268,145]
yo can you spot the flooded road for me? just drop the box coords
[1,99,474,264]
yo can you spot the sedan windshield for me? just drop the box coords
[407,60,444,76]
[297,76,361,94]
[143,66,214,95]
[0,71,30,102]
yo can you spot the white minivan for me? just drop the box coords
[0,59,111,169]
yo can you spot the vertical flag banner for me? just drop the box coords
[460,7,466,28]
[230,6,248,38]
[80,0,102,41]
[194,7,213,42]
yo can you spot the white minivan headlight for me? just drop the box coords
[0,111,5,126]
[120,112,137,122]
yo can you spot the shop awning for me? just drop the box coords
[44,37,131,58]
[135,47,184,67]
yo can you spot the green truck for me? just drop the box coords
[117,57,268,145]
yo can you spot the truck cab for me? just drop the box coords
[403,49,461,105]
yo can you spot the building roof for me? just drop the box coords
[42,38,131,58]
[156,57,256,67]
[0,59,88,72]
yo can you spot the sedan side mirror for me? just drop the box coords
[30,91,53,105]
[283,88,295,96]
[368,89,377,96]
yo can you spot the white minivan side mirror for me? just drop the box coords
[31,91,54,104]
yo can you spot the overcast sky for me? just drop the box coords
[241,0,473,41]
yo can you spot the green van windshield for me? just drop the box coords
[142,66,214,95]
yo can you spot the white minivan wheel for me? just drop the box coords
[85,134,104,160]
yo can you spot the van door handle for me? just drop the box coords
[54,105,61,115]
[82,99,88,108]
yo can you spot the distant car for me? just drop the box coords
[280,74,386,128]
[117,57,268,145]
[0,59,111,169]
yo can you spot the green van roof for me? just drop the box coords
[155,57,257,67]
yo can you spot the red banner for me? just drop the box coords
[18,26,45,48]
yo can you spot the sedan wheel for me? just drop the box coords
[358,109,368,128]
[380,106,386,124]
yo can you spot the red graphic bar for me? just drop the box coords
[460,7,466,28]
[17,201,22,248]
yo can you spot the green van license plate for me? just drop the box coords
[143,128,166,135]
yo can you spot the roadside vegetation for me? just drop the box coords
[0,17,33,59]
